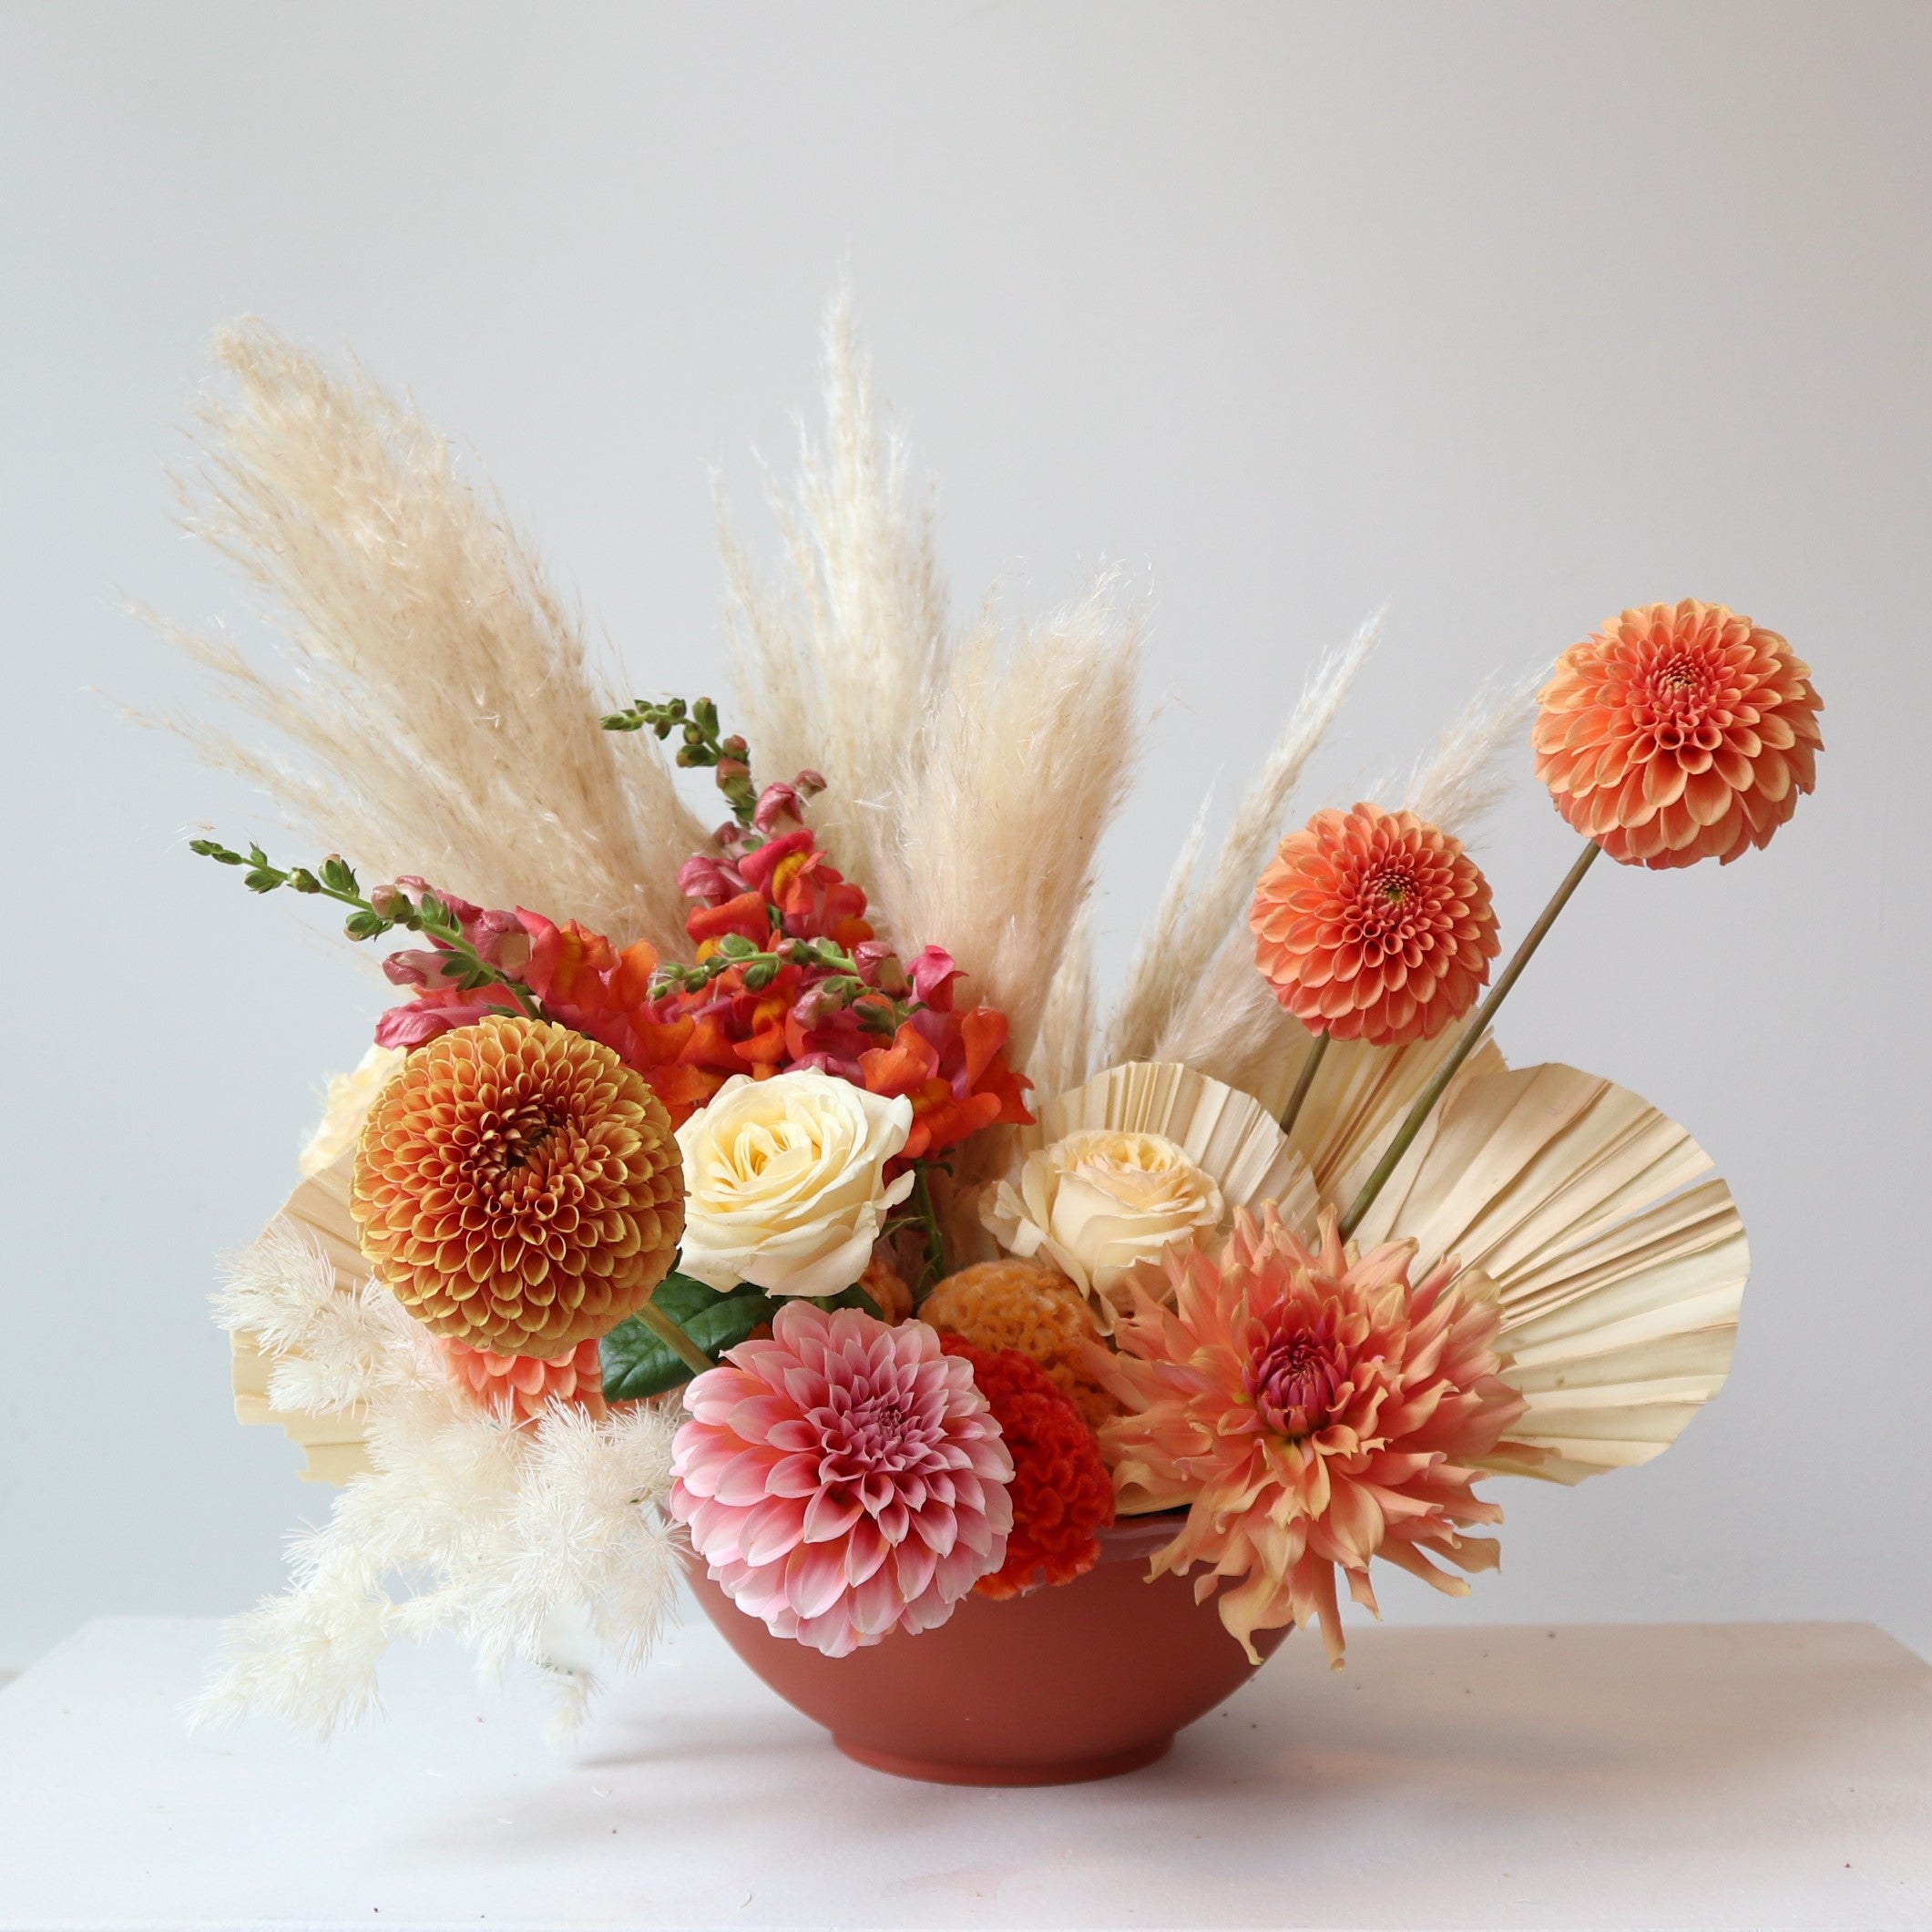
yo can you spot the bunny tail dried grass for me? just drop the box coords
[1403,664,1546,840]
[723,289,950,900]
[1109,607,1382,1068]
[882,578,1145,1065]
[150,320,708,952]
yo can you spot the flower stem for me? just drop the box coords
[909,1164,947,1303]
[635,1299,715,1378]
[1337,838,1602,1242]
[1277,1032,1331,1141]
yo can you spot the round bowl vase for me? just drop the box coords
[685,1516,1286,1785]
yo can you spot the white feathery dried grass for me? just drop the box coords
[879,580,1145,1063]
[197,1221,683,1741]
[1402,665,1547,840]
[722,290,950,904]
[149,321,710,953]
[1029,906,1097,1097]
[1109,608,1383,1070]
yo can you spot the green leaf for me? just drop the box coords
[319,855,357,894]
[599,1275,776,1402]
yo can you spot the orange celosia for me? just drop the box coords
[353,1016,684,1359]
[940,1335,1114,1600]
[443,1336,608,1426]
[1092,1207,1527,1665]
[1250,803,1499,1048]
[1534,599,1823,867]
[922,1259,1118,1430]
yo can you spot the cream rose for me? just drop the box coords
[982,1129,1224,1314]
[675,1071,915,1300]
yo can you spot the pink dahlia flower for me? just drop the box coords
[1093,1207,1528,1667]
[670,1303,1014,1656]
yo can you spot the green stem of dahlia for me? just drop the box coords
[635,1298,716,1378]
[1277,1031,1331,1141]
[1338,837,1602,1242]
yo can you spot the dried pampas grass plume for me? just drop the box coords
[148,320,710,953]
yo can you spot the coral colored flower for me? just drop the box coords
[670,1303,1014,1656]
[1535,599,1824,867]
[1092,1208,1526,1666]
[939,1336,1114,1600]
[352,1017,684,1359]
[1250,803,1499,1048]
[923,1260,1119,1430]
[443,1336,608,1426]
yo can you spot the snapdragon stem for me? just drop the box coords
[1277,1032,1330,1141]
[636,1299,715,1377]
[1337,838,1602,1242]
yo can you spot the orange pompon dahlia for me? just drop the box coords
[352,1016,684,1359]
[1534,599,1823,867]
[1092,1207,1526,1666]
[1250,803,1499,1047]
[940,1336,1114,1600]
[922,1259,1118,1429]
[443,1336,608,1426]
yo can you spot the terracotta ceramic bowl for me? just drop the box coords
[685,1515,1285,1784]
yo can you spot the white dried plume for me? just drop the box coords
[721,287,950,905]
[878,578,1145,1065]
[148,320,710,953]
[1109,607,1383,1070]
[1402,664,1547,841]
[197,1224,683,1741]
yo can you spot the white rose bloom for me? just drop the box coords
[675,1071,916,1300]
[982,1129,1224,1314]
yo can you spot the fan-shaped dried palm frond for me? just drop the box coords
[149,321,710,953]
[1350,1061,1747,1483]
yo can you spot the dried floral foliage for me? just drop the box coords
[149,322,710,953]
[201,1219,682,1739]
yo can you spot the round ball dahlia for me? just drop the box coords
[1534,599,1823,867]
[1093,1207,1527,1665]
[939,1335,1114,1600]
[352,1016,683,1359]
[1250,803,1500,1048]
[443,1336,608,1426]
[922,1259,1118,1429]
[670,1302,1014,1657]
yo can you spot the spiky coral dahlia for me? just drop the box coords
[1250,803,1498,1048]
[1092,1208,1526,1665]
[352,1017,683,1359]
[1535,599,1823,867]
[670,1303,1014,1656]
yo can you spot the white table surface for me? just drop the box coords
[1,1610,1927,1932]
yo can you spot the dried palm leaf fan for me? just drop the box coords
[1347,1060,1747,1484]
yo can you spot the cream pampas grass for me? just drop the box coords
[1402,667,1545,835]
[203,1213,683,1740]
[151,322,710,954]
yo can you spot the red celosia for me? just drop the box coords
[940,1334,1114,1600]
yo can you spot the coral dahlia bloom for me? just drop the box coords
[1092,1208,1526,1665]
[352,1017,684,1359]
[939,1337,1114,1600]
[1534,599,1823,867]
[1250,803,1499,1047]
[443,1336,608,1426]
[670,1303,1014,1656]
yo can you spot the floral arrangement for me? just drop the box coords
[168,305,1820,1737]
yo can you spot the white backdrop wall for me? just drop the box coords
[3,0,1927,1671]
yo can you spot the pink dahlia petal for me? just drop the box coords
[670,1300,1014,1656]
